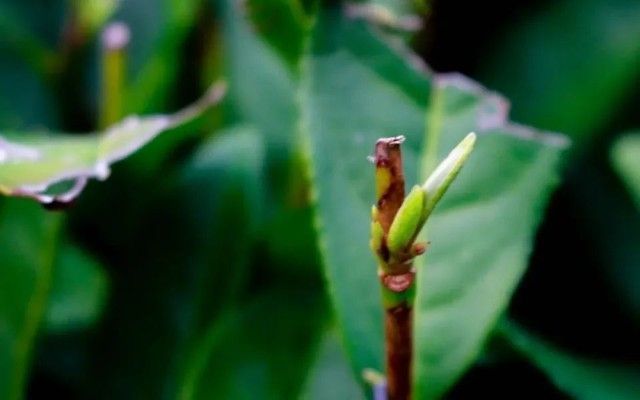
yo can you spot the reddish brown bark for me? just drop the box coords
[374,136,413,400]
[374,136,406,234]
[385,303,413,400]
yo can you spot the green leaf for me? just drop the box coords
[0,4,59,130]
[245,0,311,68]
[178,284,328,400]
[387,185,425,255]
[0,83,224,204]
[116,0,204,113]
[611,132,640,208]
[0,54,58,129]
[217,3,566,396]
[301,13,429,386]
[84,127,264,398]
[301,332,365,400]
[480,0,640,143]
[413,77,566,399]
[0,1,65,50]
[344,1,422,33]
[0,3,58,79]
[0,199,62,400]
[221,0,298,159]
[71,0,119,36]
[33,242,108,389]
[572,146,640,322]
[499,320,640,400]
[220,0,323,277]
[300,10,567,398]
[421,132,476,221]
[43,242,108,334]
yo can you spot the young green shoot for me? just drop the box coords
[370,132,476,400]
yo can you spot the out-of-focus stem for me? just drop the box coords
[99,22,129,129]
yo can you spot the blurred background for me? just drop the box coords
[0,0,638,399]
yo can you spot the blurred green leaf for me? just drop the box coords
[221,0,297,169]
[480,0,640,144]
[220,0,322,276]
[44,242,107,334]
[569,164,640,323]
[611,132,640,208]
[414,77,566,399]
[71,0,119,36]
[499,320,640,400]
[85,127,264,399]
[301,10,566,398]
[0,5,59,130]
[245,0,310,67]
[0,83,223,204]
[178,284,328,400]
[301,332,365,400]
[117,0,204,113]
[0,0,65,49]
[34,242,108,390]
[0,54,58,129]
[0,3,57,78]
[0,199,62,400]
[345,0,422,33]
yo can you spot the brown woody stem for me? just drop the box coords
[385,303,412,400]
[372,136,414,400]
[370,132,476,399]
[374,136,406,233]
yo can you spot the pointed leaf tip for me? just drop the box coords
[421,132,476,220]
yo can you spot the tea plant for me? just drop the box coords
[0,0,639,399]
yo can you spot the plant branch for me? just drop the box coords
[371,135,414,400]
[370,132,476,400]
